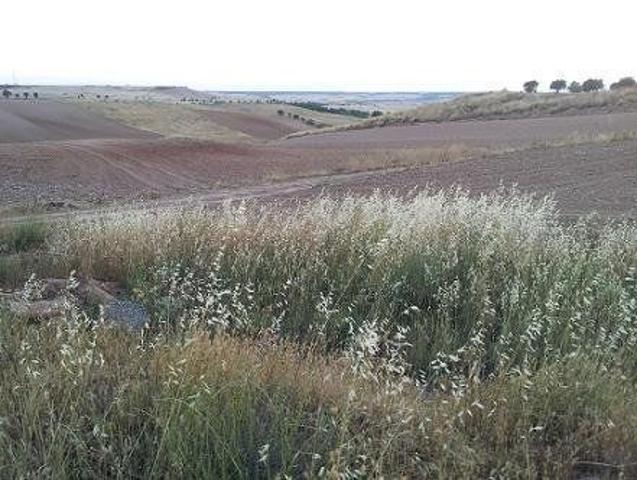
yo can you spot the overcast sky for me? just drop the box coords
[1,0,634,92]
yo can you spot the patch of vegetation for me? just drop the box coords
[0,220,48,254]
[289,102,375,119]
[611,76,637,90]
[2,192,637,477]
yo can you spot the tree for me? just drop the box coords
[568,81,582,93]
[2,89,11,99]
[277,109,284,116]
[23,92,29,100]
[33,92,39,99]
[610,77,636,90]
[523,80,539,93]
[550,79,567,93]
[582,78,604,92]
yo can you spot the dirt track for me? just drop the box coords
[283,112,637,149]
[0,101,156,143]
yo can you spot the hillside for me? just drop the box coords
[289,88,637,136]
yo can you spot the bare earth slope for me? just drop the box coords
[283,112,637,149]
[0,101,157,143]
[201,109,298,140]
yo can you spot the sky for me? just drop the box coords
[1,0,635,92]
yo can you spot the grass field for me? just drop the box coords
[1,191,636,478]
[83,101,354,142]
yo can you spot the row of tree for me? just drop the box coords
[2,89,39,99]
[523,76,636,94]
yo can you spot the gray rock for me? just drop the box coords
[103,298,149,331]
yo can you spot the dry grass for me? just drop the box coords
[84,101,253,142]
[288,88,637,137]
[2,192,637,477]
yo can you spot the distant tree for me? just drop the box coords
[96,94,101,99]
[550,79,567,93]
[14,93,20,98]
[568,81,582,93]
[2,89,11,99]
[371,110,383,117]
[293,114,299,120]
[23,92,29,99]
[33,92,39,99]
[582,78,604,92]
[523,80,539,93]
[277,109,284,116]
[610,76,636,90]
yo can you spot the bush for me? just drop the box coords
[610,76,636,90]
[568,81,583,93]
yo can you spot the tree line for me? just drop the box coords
[2,89,39,100]
[523,76,635,94]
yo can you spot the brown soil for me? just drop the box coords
[1,107,635,221]
[278,140,637,219]
[0,101,157,143]
[283,112,637,149]
[201,109,299,140]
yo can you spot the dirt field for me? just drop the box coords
[1,98,636,221]
[283,112,637,149]
[83,102,355,142]
[0,101,156,143]
[200,109,298,140]
[277,140,637,219]
[0,137,411,209]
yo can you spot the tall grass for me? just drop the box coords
[2,191,637,477]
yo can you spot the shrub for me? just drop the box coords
[568,81,583,93]
[610,76,636,90]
